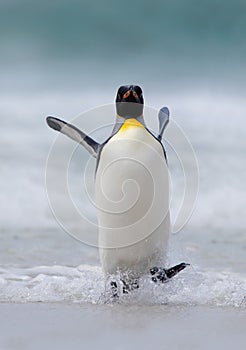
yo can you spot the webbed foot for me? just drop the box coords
[107,278,139,299]
[150,262,190,283]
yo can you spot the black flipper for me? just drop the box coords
[158,107,170,141]
[46,116,100,157]
[150,262,190,283]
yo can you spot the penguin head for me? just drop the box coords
[116,85,144,118]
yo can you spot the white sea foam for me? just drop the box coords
[0,264,245,307]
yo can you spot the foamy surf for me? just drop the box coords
[0,264,245,307]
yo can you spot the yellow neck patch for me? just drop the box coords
[119,118,144,132]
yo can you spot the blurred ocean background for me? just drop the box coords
[0,1,245,348]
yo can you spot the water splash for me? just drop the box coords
[0,264,245,307]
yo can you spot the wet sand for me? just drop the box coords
[0,303,245,350]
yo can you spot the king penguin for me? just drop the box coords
[46,85,189,293]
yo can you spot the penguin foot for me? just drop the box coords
[110,281,119,299]
[150,262,190,283]
[122,279,139,294]
[107,278,139,299]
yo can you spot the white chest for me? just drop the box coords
[95,125,170,275]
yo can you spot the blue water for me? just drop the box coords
[1,0,246,93]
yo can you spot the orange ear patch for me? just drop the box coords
[123,90,131,99]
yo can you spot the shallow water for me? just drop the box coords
[0,303,244,350]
